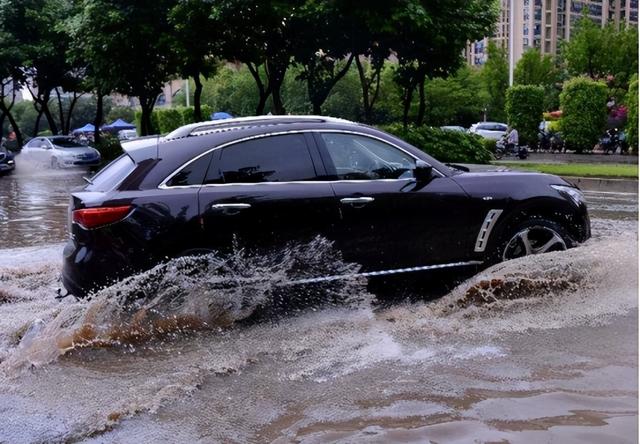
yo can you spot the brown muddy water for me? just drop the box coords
[0,161,637,443]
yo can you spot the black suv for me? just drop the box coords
[62,116,590,296]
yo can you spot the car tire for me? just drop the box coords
[491,217,575,263]
[494,149,504,160]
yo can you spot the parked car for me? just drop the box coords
[22,136,101,168]
[0,146,15,174]
[118,129,138,141]
[62,116,591,297]
[440,126,466,132]
[469,122,508,140]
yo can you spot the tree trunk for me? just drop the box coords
[355,57,383,123]
[65,92,81,135]
[139,95,156,136]
[401,85,414,128]
[34,107,43,136]
[55,88,65,134]
[93,93,104,145]
[246,62,271,115]
[266,58,287,115]
[193,73,203,121]
[307,54,355,116]
[38,89,59,135]
[0,100,23,148]
[415,76,426,126]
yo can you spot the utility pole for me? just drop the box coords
[509,0,515,86]
[185,79,190,107]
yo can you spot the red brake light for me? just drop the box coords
[72,205,132,229]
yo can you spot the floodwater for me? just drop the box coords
[0,160,637,443]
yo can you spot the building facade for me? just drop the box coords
[466,0,638,66]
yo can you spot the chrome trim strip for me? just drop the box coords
[474,209,503,252]
[288,260,484,285]
[158,129,444,189]
[340,197,374,205]
[211,203,251,210]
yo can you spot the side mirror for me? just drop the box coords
[414,160,433,183]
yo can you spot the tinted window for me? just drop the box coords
[319,133,415,180]
[51,138,84,148]
[167,153,212,187]
[207,134,316,184]
[86,154,136,192]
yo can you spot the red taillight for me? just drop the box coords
[72,205,132,229]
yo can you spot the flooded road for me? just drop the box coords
[0,165,637,443]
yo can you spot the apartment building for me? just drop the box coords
[466,0,638,66]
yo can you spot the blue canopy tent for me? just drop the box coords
[211,112,233,120]
[72,123,95,134]
[101,119,136,132]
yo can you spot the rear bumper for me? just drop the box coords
[62,237,142,297]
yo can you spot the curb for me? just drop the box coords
[561,176,638,193]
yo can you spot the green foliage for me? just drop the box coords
[200,104,213,121]
[482,41,509,122]
[563,16,638,88]
[423,66,489,127]
[94,134,123,163]
[383,123,493,164]
[106,106,136,124]
[482,138,497,154]
[506,85,545,146]
[156,108,184,133]
[559,77,608,153]
[181,106,195,125]
[626,76,638,153]
[134,110,160,135]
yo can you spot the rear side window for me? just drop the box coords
[86,154,136,191]
[206,134,317,184]
[166,153,212,187]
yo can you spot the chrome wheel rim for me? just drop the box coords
[502,226,567,261]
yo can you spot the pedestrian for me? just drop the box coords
[507,127,519,149]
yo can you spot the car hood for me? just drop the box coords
[53,146,98,155]
[451,169,573,200]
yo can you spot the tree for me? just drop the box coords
[168,1,219,122]
[506,85,544,147]
[0,0,26,146]
[71,0,177,135]
[559,77,608,153]
[393,0,498,126]
[213,0,307,115]
[482,41,509,122]
[563,14,638,88]
[514,48,557,86]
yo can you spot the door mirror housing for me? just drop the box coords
[414,160,433,183]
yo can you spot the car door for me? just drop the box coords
[313,131,474,271]
[197,133,340,257]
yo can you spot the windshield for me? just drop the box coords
[51,138,85,148]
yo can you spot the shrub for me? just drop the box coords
[482,138,497,154]
[134,110,161,135]
[95,134,123,163]
[201,104,214,121]
[626,76,638,153]
[506,85,545,147]
[181,107,195,125]
[382,124,493,164]
[559,77,608,153]
[156,108,184,133]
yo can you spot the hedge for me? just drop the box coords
[506,85,544,147]
[157,108,183,133]
[383,124,493,164]
[559,77,608,153]
[95,134,123,163]
[626,76,638,153]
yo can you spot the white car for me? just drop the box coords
[22,136,101,168]
[117,129,138,141]
[468,122,508,140]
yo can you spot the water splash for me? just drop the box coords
[2,237,369,371]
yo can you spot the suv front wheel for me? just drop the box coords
[497,218,574,262]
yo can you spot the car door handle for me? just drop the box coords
[340,197,375,206]
[210,203,251,214]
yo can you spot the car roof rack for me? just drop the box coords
[163,115,354,140]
